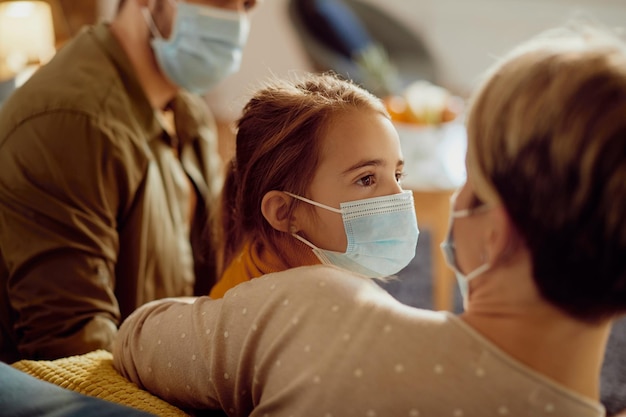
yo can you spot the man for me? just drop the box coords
[0,0,258,362]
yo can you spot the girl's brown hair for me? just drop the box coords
[216,72,388,273]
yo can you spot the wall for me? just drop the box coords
[385,0,626,94]
[205,0,626,120]
[204,0,312,121]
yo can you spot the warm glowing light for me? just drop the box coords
[5,1,37,18]
[0,1,56,74]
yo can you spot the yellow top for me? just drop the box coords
[210,236,320,298]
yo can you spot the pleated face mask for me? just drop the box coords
[440,197,492,308]
[286,190,419,278]
[143,1,249,95]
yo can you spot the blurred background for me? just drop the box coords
[2,0,625,120]
[3,0,623,170]
[1,1,625,412]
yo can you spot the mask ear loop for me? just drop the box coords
[290,232,333,264]
[142,0,179,39]
[283,192,339,265]
[291,233,316,249]
[452,203,492,218]
[464,262,491,282]
[283,192,342,214]
[141,7,165,39]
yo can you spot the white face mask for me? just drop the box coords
[285,191,419,279]
[440,203,491,309]
[142,2,250,95]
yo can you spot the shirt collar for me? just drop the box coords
[91,23,162,142]
[91,23,206,147]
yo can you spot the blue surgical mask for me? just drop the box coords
[285,191,419,278]
[440,203,491,309]
[142,2,250,95]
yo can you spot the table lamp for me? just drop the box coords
[0,0,55,104]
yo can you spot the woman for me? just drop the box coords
[114,25,626,416]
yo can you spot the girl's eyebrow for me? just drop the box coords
[341,159,404,175]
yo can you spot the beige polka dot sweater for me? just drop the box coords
[113,265,605,417]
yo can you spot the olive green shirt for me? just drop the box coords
[0,24,223,362]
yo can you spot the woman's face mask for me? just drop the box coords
[285,190,419,279]
[440,192,492,309]
[142,1,250,95]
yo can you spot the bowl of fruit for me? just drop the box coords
[383,81,467,190]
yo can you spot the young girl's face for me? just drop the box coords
[295,109,406,252]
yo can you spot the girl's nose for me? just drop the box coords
[389,178,404,195]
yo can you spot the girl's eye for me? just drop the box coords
[357,175,375,187]
[395,171,406,183]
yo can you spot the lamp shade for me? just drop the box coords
[0,1,55,74]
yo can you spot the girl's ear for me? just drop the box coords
[261,191,293,233]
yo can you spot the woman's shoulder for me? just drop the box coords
[244,264,392,299]
[226,264,446,324]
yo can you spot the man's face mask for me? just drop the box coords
[440,192,492,309]
[285,190,419,279]
[143,1,250,95]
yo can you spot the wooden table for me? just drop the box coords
[411,189,456,311]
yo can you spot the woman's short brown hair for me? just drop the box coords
[466,25,626,322]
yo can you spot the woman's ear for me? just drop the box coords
[261,191,294,233]
[485,206,521,264]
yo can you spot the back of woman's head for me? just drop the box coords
[466,25,626,322]
[218,73,387,270]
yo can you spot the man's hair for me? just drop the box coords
[216,72,388,273]
[466,24,626,322]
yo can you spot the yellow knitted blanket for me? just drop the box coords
[12,350,188,417]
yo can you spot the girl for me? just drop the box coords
[209,73,419,298]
